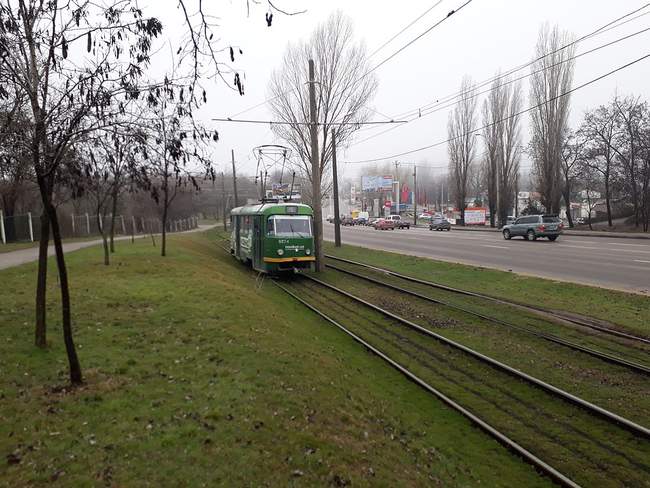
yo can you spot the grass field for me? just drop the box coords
[323,242,650,337]
[0,230,550,487]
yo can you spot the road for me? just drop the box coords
[322,223,650,294]
[0,225,214,271]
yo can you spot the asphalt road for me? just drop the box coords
[322,223,650,294]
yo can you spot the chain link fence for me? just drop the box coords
[0,210,199,245]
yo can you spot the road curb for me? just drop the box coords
[416,225,650,240]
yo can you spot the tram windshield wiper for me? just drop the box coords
[289,222,306,238]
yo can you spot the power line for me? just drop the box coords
[364,0,474,79]
[385,3,650,122]
[211,118,407,126]
[227,0,473,120]
[343,52,650,164]
[368,0,445,58]
[349,25,650,148]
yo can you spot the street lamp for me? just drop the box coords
[475,133,500,227]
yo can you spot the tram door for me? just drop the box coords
[253,216,263,270]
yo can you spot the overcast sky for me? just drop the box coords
[146,0,650,180]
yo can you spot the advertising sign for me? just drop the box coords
[362,175,393,191]
[384,200,392,207]
[464,208,487,225]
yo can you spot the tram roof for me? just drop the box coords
[230,202,313,217]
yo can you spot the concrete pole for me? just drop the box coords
[132,216,136,243]
[413,166,418,227]
[28,212,34,242]
[0,209,6,244]
[331,129,341,247]
[231,149,239,208]
[308,59,324,271]
[71,214,76,237]
[86,213,90,235]
[395,181,400,215]
[121,215,126,235]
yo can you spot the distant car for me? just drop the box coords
[387,214,410,229]
[575,217,586,225]
[418,213,433,221]
[505,216,516,226]
[326,215,334,223]
[429,216,451,231]
[341,217,355,226]
[502,214,563,241]
[373,218,395,230]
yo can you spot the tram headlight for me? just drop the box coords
[305,249,311,255]
[277,249,284,256]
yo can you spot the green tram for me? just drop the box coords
[230,202,315,273]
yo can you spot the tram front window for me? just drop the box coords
[267,216,312,238]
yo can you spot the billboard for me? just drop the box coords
[362,175,393,192]
[464,208,487,225]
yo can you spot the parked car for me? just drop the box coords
[373,218,395,230]
[429,216,451,231]
[502,214,563,241]
[387,214,410,229]
[341,216,355,226]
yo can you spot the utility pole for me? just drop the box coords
[308,59,324,271]
[413,165,418,227]
[231,149,239,208]
[331,129,341,247]
[221,171,227,231]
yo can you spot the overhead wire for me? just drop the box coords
[368,0,445,59]
[349,24,650,148]
[343,52,650,164]
[387,2,650,122]
[226,0,474,120]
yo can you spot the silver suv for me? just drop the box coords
[502,215,564,241]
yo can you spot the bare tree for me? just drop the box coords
[579,104,619,227]
[560,130,584,227]
[529,24,576,214]
[482,75,523,226]
[448,77,478,225]
[611,96,647,228]
[0,0,163,383]
[268,12,377,190]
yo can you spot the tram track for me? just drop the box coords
[324,254,650,346]
[277,276,650,488]
[323,260,650,376]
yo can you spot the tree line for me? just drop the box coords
[445,23,649,231]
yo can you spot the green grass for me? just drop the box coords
[324,242,650,336]
[0,230,550,486]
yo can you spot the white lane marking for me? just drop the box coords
[634,259,650,264]
[481,244,510,249]
[610,242,650,247]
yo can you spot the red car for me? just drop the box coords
[373,218,395,230]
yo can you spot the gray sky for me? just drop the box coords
[147,0,650,180]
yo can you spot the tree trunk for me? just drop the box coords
[97,213,109,266]
[35,211,50,349]
[109,186,118,253]
[604,178,612,227]
[161,197,168,257]
[563,189,573,228]
[40,188,82,385]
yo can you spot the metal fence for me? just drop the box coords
[0,210,199,245]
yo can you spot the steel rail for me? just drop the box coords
[324,254,650,345]
[299,274,650,439]
[274,281,582,488]
[324,262,650,376]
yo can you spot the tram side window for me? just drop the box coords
[266,218,275,236]
[240,216,251,237]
